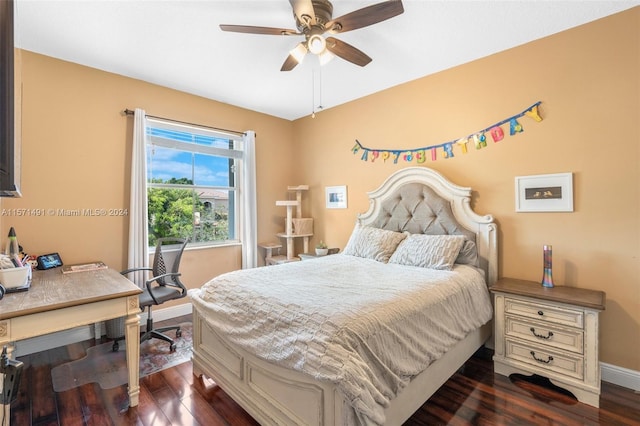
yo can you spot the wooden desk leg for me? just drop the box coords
[125,313,140,407]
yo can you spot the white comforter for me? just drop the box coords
[190,254,493,425]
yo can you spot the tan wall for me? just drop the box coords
[0,51,295,294]
[292,8,639,370]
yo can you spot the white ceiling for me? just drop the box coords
[14,1,639,121]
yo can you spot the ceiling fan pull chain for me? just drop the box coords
[318,66,323,111]
[311,69,315,118]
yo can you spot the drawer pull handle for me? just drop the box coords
[530,351,553,364]
[537,310,544,316]
[530,327,554,340]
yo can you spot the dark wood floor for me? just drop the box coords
[8,315,640,425]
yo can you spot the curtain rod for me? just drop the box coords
[122,109,246,137]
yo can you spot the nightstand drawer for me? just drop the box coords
[505,339,584,380]
[505,316,584,354]
[504,297,584,329]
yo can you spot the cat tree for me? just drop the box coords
[259,185,313,265]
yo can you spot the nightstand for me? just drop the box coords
[490,277,605,407]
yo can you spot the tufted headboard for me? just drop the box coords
[357,167,498,285]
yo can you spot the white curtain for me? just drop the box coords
[241,130,257,269]
[128,108,149,286]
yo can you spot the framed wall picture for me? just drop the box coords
[325,185,347,209]
[515,172,573,212]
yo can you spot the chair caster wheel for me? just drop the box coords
[176,329,182,338]
[112,342,119,352]
[170,343,177,352]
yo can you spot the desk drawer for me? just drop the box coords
[505,316,584,354]
[504,297,584,329]
[505,338,584,380]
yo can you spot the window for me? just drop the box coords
[145,118,244,248]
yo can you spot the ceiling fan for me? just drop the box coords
[220,0,404,71]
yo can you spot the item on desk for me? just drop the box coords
[22,254,37,269]
[61,261,108,274]
[36,253,63,270]
[5,227,20,256]
[0,254,15,269]
[10,255,22,267]
[0,264,31,289]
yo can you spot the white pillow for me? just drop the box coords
[388,234,465,270]
[342,224,407,263]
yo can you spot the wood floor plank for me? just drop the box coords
[153,385,200,425]
[55,388,87,425]
[159,362,194,400]
[179,392,229,426]
[141,370,171,394]
[134,381,173,426]
[78,383,114,425]
[28,349,58,424]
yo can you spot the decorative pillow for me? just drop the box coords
[342,224,407,263]
[456,239,479,267]
[388,234,466,270]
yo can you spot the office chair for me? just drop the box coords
[112,237,188,352]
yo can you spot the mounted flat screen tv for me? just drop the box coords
[0,0,21,197]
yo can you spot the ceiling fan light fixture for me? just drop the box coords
[318,49,335,66]
[308,34,326,55]
[290,43,307,64]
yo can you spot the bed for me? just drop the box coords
[189,167,498,425]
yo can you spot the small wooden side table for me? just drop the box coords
[490,277,605,407]
[298,248,340,261]
[258,242,282,265]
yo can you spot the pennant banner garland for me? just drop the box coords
[352,101,543,164]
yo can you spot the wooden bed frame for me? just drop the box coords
[192,167,498,425]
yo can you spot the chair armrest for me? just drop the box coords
[121,267,153,276]
[147,272,183,287]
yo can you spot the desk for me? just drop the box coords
[0,266,142,418]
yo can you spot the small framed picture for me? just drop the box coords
[515,172,573,212]
[325,185,347,209]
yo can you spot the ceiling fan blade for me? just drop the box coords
[325,0,404,34]
[325,37,372,67]
[289,0,316,26]
[219,24,300,36]
[281,54,301,71]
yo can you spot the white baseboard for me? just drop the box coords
[148,302,192,323]
[12,303,193,357]
[601,362,640,392]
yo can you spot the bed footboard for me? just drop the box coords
[192,306,347,425]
